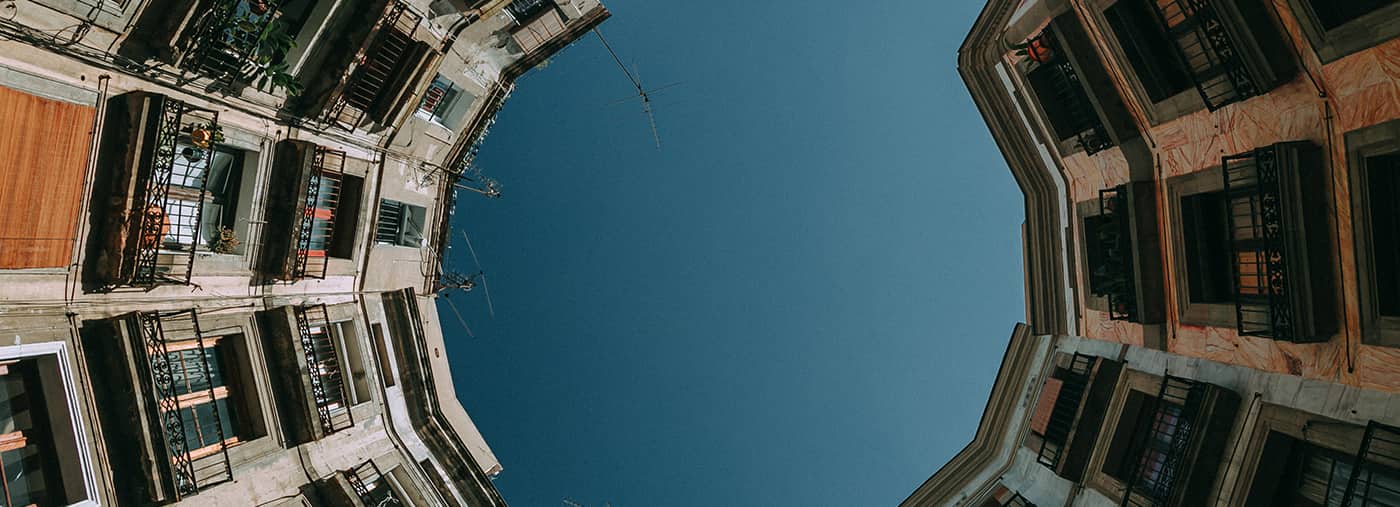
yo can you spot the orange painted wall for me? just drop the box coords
[1009,2,1400,392]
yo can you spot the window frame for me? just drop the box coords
[1347,119,1400,348]
[1284,0,1400,64]
[1166,166,1240,328]
[1091,0,1207,124]
[375,199,426,248]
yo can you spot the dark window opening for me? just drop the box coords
[328,175,364,259]
[1307,0,1400,30]
[1106,0,1195,102]
[1368,154,1400,317]
[1027,61,1095,142]
[164,145,246,252]
[0,360,66,507]
[1182,191,1234,304]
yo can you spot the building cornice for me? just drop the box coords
[900,324,1046,506]
[957,0,1071,337]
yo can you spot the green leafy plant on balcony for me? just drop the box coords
[239,18,303,96]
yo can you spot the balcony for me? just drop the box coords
[1030,354,1121,482]
[324,1,434,131]
[293,305,354,435]
[134,310,235,499]
[1118,376,1238,507]
[178,0,285,89]
[344,461,405,506]
[1338,421,1400,506]
[260,140,350,281]
[1025,30,1113,155]
[1222,142,1335,342]
[1145,0,1297,110]
[1035,354,1094,468]
[92,93,222,290]
[257,304,353,444]
[1085,183,1167,326]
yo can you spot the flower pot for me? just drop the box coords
[190,128,214,149]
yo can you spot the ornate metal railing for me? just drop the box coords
[1146,0,1257,110]
[132,101,220,287]
[293,305,353,435]
[1095,186,1139,321]
[327,1,421,130]
[345,461,404,506]
[1120,375,1207,507]
[1028,31,1114,155]
[1036,353,1096,469]
[1222,146,1295,341]
[135,310,233,499]
[293,148,346,280]
[1340,421,1400,506]
[181,0,286,86]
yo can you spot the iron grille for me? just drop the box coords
[293,305,354,435]
[180,0,286,87]
[1096,186,1139,321]
[327,1,421,130]
[375,199,404,245]
[1339,421,1400,507]
[1222,146,1296,341]
[1120,375,1207,507]
[133,100,220,287]
[135,310,233,499]
[1145,0,1257,110]
[1028,30,1114,155]
[1036,354,1096,469]
[293,148,347,280]
[345,461,405,506]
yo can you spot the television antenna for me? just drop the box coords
[594,28,670,149]
[437,230,497,337]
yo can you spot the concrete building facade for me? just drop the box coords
[907,0,1400,505]
[0,0,607,505]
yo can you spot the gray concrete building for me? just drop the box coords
[904,0,1400,505]
[0,0,607,505]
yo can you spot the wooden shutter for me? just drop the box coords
[0,86,94,268]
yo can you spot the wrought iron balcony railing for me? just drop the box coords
[1094,186,1139,321]
[345,461,405,506]
[326,1,422,130]
[1119,375,1208,507]
[132,101,221,287]
[293,148,346,280]
[1221,143,1334,342]
[181,0,286,86]
[1339,421,1400,506]
[135,310,234,499]
[1146,0,1257,110]
[293,305,353,435]
[1028,31,1114,155]
[1036,354,1096,469]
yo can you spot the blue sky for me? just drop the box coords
[440,1,1026,505]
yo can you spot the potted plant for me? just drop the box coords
[210,226,241,254]
[189,121,225,149]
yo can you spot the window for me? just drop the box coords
[163,145,244,252]
[505,0,553,23]
[1247,433,1400,507]
[1104,0,1193,103]
[417,75,472,129]
[0,360,65,506]
[163,338,243,459]
[1289,0,1400,62]
[1181,191,1232,305]
[1364,154,1400,318]
[375,199,425,247]
[1018,17,1121,156]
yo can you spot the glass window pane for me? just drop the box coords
[1,446,48,507]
